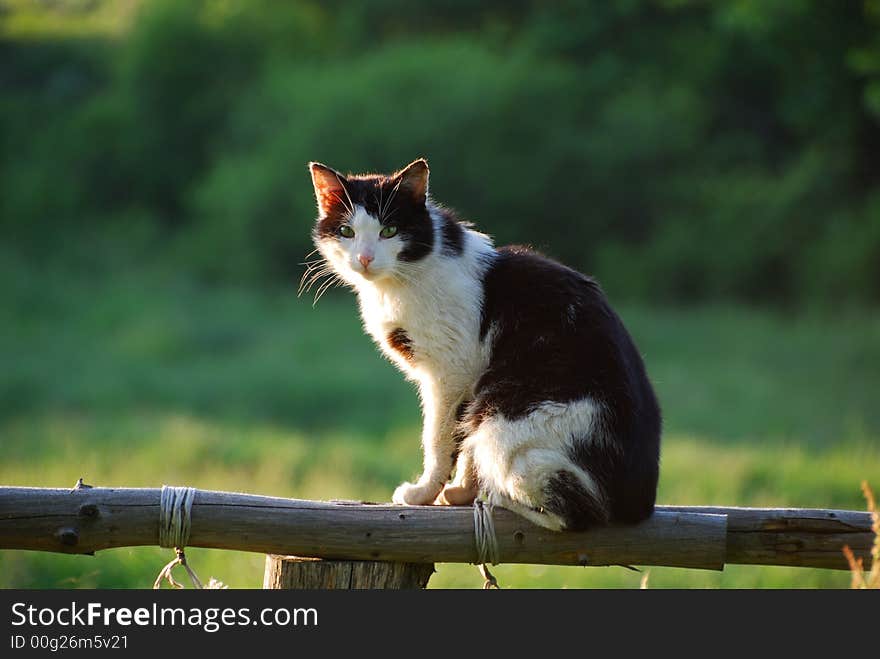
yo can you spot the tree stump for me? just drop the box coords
[263,555,435,589]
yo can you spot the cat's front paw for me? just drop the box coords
[392,481,442,506]
[434,484,479,506]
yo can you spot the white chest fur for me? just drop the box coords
[356,230,494,397]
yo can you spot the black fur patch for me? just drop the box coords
[464,245,662,526]
[386,327,414,362]
[544,470,610,531]
[449,399,471,464]
[313,172,434,263]
[438,208,465,256]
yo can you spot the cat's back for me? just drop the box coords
[479,245,659,426]
[473,244,661,526]
[480,244,614,344]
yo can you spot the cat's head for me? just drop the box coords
[308,159,434,288]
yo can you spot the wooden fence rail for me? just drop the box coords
[0,486,873,576]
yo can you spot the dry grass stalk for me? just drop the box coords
[843,481,879,589]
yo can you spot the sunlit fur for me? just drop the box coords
[319,204,409,288]
[308,159,661,531]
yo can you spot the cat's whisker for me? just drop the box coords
[298,261,330,293]
[301,255,328,267]
[316,275,339,300]
[377,188,386,221]
[378,178,403,222]
[300,279,327,297]
[301,271,335,295]
[298,270,315,295]
[301,261,330,274]
[386,178,403,209]
[305,271,332,283]
[373,192,383,221]
[299,263,328,281]
[380,182,398,221]
[330,191,354,218]
[334,173,356,215]
[313,274,342,306]
[298,266,336,296]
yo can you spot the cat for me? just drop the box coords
[306,158,661,531]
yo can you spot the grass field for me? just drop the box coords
[1,258,878,588]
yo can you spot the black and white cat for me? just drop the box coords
[307,158,661,531]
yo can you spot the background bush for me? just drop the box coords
[2,0,879,589]
[2,0,878,305]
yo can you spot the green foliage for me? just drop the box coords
[184,40,588,278]
[3,1,879,589]
[2,0,879,304]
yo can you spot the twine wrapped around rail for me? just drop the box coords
[473,498,500,589]
[153,485,204,589]
[158,485,195,549]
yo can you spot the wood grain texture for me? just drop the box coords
[660,505,876,568]
[263,556,434,589]
[0,486,873,571]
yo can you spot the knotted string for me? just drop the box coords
[158,485,195,550]
[473,498,500,589]
[154,485,205,589]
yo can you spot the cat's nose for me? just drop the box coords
[358,253,374,269]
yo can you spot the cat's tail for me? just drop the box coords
[465,413,614,532]
[485,458,610,532]
[543,469,611,531]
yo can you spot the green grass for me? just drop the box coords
[1,259,878,588]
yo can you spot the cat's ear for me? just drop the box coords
[309,162,349,216]
[393,158,429,204]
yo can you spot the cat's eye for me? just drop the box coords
[338,225,355,238]
[380,225,398,239]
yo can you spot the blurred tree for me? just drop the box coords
[1,0,877,304]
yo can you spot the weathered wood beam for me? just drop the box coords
[263,556,435,589]
[0,487,873,571]
[661,505,875,569]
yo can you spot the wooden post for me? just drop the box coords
[263,555,434,589]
